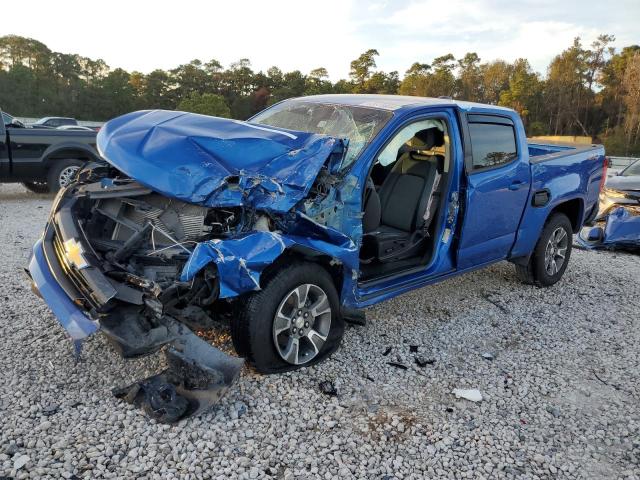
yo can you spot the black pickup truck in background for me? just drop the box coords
[0,110,100,193]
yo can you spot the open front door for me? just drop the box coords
[457,114,531,269]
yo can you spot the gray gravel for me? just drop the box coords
[1,182,639,480]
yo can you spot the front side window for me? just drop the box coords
[468,122,517,169]
[251,101,393,171]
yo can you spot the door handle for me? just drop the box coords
[508,181,524,191]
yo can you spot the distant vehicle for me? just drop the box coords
[56,125,95,131]
[2,111,25,128]
[0,109,99,193]
[599,158,640,218]
[29,116,79,129]
[26,95,607,422]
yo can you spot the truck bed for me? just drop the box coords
[527,141,603,164]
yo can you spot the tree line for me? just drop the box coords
[1,34,639,155]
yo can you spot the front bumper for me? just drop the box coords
[29,238,98,346]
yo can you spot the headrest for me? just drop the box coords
[413,128,444,149]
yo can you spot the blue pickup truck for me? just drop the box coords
[27,95,606,421]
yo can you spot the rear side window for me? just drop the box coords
[468,122,517,169]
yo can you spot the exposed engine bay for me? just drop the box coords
[50,167,266,422]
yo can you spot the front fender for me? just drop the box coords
[180,230,358,301]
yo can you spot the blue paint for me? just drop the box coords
[65,97,603,315]
[97,110,344,213]
[29,239,98,342]
[576,207,640,250]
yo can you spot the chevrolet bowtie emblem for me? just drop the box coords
[64,238,89,269]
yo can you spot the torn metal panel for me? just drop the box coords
[180,223,359,300]
[113,318,243,423]
[576,207,640,250]
[97,110,345,213]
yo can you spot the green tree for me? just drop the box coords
[499,59,543,127]
[456,52,482,101]
[177,92,231,117]
[349,49,379,92]
[305,67,333,95]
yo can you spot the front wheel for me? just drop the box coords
[515,213,573,287]
[47,159,84,192]
[231,262,344,373]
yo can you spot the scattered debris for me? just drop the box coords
[5,444,18,456]
[342,308,366,326]
[451,388,483,402]
[546,405,561,418]
[387,362,408,370]
[409,345,419,353]
[13,454,30,470]
[382,347,392,356]
[42,403,59,416]
[481,352,495,361]
[113,330,243,423]
[319,380,338,396]
[415,356,435,367]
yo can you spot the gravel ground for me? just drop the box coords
[1,182,639,480]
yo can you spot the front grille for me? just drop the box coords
[52,230,97,308]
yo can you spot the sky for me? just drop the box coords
[3,0,639,80]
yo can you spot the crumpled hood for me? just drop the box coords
[97,110,344,212]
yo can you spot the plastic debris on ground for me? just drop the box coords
[319,380,338,396]
[452,388,483,402]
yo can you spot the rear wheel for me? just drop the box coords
[22,181,51,194]
[47,159,84,192]
[231,262,344,373]
[515,213,573,287]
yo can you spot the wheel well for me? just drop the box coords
[549,198,583,233]
[45,149,95,165]
[259,248,344,295]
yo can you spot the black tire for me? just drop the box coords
[22,181,51,194]
[515,213,573,287]
[231,262,344,374]
[46,159,84,192]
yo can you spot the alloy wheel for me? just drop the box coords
[272,284,332,365]
[544,226,568,276]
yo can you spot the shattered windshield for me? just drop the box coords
[250,101,393,171]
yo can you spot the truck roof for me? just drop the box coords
[295,94,515,113]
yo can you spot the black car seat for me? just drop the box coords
[362,128,445,263]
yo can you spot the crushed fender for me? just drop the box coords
[576,206,640,251]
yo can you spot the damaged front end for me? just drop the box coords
[29,171,244,422]
[576,206,640,251]
[28,110,359,422]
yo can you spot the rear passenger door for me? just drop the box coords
[457,114,531,269]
